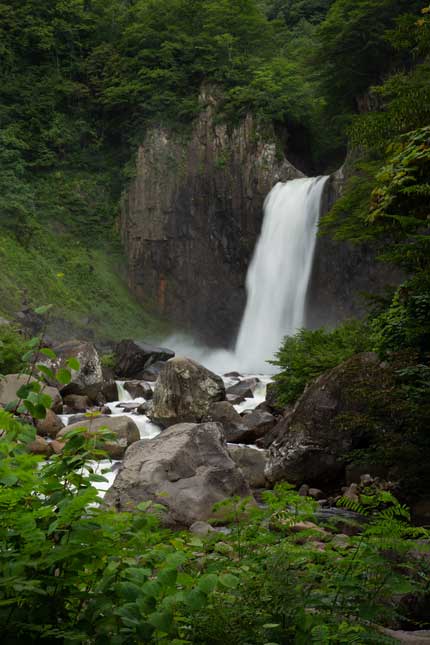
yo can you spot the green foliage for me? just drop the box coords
[265,0,334,26]
[0,229,167,341]
[316,0,423,113]
[0,325,27,374]
[271,320,371,405]
[188,484,429,644]
[1,336,428,643]
[371,277,430,356]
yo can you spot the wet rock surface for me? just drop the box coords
[104,422,252,527]
[266,353,381,486]
[115,339,174,379]
[123,380,153,400]
[226,377,260,399]
[120,93,302,346]
[151,357,225,426]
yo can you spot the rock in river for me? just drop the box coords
[104,422,252,527]
[151,357,225,427]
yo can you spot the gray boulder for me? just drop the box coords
[226,377,260,400]
[205,402,276,445]
[141,361,168,382]
[266,353,380,486]
[63,394,91,413]
[227,444,268,488]
[204,401,247,440]
[0,374,62,413]
[104,422,252,527]
[151,357,225,427]
[57,415,140,459]
[115,340,174,379]
[240,410,276,443]
[39,339,106,402]
[50,339,103,387]
[123,380,153,400]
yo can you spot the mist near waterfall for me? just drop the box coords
[165,176,328,374]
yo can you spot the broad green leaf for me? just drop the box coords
[36,364,55,381]
[184,589,207,611]
[39,347,56,360]
[66,357,80,371]
[198,574,218,594]
[147,610,173,633]
[219,573,239,589]
[56,368,72,385]
[24,400,47,420]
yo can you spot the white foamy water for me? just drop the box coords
[234,176,328,373]
[165,176,328,375]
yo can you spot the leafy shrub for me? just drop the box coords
[271,320,371,406]
[371,278,430,356]
[188,484,429,644]
[0,324,27,374]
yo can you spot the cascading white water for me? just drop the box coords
[234,176,328,373]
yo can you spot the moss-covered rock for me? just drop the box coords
[266,352,430,499]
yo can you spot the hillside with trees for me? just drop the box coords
[1,1,430,643]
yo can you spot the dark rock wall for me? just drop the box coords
[120,92,303,346]
[305,168,403,329]
[121,95,402,345]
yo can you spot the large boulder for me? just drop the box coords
[57,415,140,459]
[205,402,276,445]
[240,410,276,443]
[0,374,62,413]
[51,339,102,387]
[204,401,247,440]
[115,340,174,379]
[151,357,225,427]
[39,339,106,402]
[266,353,382,486]
[227,445,268,489]
[104,422,252,527]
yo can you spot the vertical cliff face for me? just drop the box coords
[305,169,402,329]
[120,94,302,345]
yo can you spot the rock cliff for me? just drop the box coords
[305,168,402,329]
[120,92,302,345]
[121,95,402,345]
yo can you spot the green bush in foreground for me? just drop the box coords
[271,320,371,406]
[1,325,429,643]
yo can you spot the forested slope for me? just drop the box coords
[0,0,428,341]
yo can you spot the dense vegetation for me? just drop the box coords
[271,3,430,517]
[1,372,429,643]
[1,1,430,643]
[1,0,427,337]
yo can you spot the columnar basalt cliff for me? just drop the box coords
[120,93,303,345]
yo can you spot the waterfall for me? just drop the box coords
[235,176,328,373]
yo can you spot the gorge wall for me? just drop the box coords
[305,170,402,330]
[121,100,401,345]
[120,93,302,345]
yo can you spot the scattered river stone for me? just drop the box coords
[151,357,225,427]
[58,415,140,459]
[226,377,260,399]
